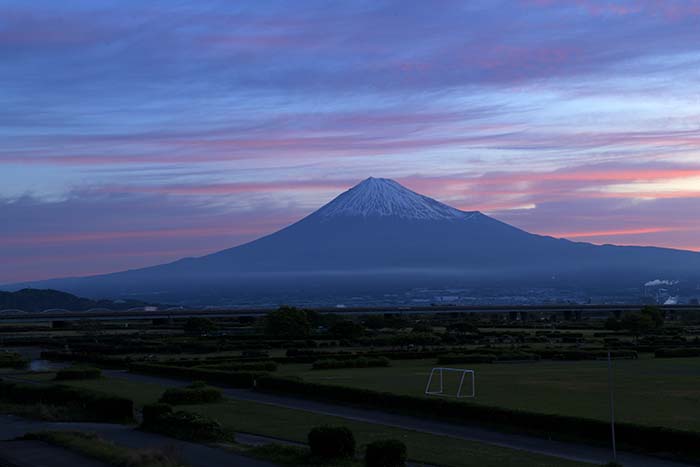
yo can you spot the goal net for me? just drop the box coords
[424,367,475,398]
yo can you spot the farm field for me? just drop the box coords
[276,357,700,432]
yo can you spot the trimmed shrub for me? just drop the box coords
[141,403,228,442]
[308,426,356,459]
[55,366,102,381]
[159,383,222,405]
[312,357,390,370]
[365,440,407,467]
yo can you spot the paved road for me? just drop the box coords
[0,415,275,467]
[110,370,696,467]
[0,440,108,467]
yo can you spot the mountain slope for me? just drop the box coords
[0,288,157,312]
[5,177,700,303]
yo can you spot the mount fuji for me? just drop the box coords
[7,177,700,304]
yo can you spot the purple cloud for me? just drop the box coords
[2,0,700,282]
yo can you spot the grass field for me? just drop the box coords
[28,374,592,467]
[276,357,700,432]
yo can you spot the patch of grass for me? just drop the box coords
[188,400,592,467]
[23,431,185,467]
[276,357,700,431]
[52,375,592,466]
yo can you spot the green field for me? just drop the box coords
[276,357,700,431]
[25,374,591,467]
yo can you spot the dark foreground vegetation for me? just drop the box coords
[22,431,184,467]
[0,379,133,422]
[1,303,699,466]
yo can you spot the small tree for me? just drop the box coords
[620,312,654,341]
[265,306,311,338]
[641,305,664,328]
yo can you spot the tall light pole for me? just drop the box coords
[607,351,617,462]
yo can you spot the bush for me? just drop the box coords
[307,426,356,459]
[0,380,132,423]
[312,357,390,370]
[365,440,407,467]
[541,349,637,361]
[140,403,228,442]
[159,383,222,405]
[55,366,102,381]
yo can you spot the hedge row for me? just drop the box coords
[655,348,700,358]
[159,382,222,405]
[41,351,129,369]
[0,379,133,423]
[255,376,700,460]
[438,348,638,363]
[437,351,538,364]
[198,361,278,372]
[54,366,102,381]
[141,403,229,442]
[129,362,262,388]
[312,357,390,370]
[535,349,638,361]
[437,353,498,364]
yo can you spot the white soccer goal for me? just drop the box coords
[424,367,475,398]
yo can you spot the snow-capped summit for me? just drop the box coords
[314,177,477,220]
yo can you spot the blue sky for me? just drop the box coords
[2,0,700,282]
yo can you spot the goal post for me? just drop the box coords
[424,367,475,398]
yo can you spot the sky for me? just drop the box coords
[2,0,700,283]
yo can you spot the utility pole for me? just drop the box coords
[607,351,617,463]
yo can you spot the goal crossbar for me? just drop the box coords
[424,367,475,398]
